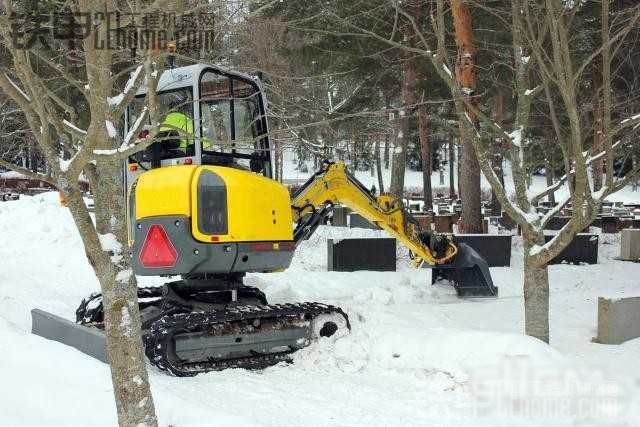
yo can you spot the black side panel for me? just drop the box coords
[198,170,228,235]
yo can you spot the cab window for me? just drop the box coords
[128,87,195,163]
[200,74,232,149]
[199,70,269,173]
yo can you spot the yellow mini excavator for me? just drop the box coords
[34,64,496,376]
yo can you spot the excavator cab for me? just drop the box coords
[124,64,273,192]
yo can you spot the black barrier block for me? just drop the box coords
[327,238,396,272]
[331,206,349,227]
[600,216,618,233]
[545,216,571,231]
[348,213,381,230]
[453,234,512,267]
[545,233,598,265]
[497,214,516,230]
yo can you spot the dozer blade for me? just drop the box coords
[31,308,107,363]
[428,243,499,297]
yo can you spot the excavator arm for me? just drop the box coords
[291,161,498,297]
[291,162,456,266]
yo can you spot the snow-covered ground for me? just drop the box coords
[1,193,640,426]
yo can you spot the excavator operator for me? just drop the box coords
[156,110,242,168]
[156,110,197,158]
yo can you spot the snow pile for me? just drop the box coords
[1,193,639,426]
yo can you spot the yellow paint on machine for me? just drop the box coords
[135,165,196,219]
[134,164,293,244]
[191,166,293,243]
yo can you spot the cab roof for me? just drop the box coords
[135,63,259,96]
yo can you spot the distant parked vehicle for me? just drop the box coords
[1,193,19,201]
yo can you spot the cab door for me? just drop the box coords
[198,69,273,178]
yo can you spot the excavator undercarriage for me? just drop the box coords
[75,279,349,376]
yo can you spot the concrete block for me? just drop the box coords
[620,228,640,261]
[545,233,598,265]
[327,238,396,272]
[596,296,640,344]
[453,234,512,267]
[348,213,380,230]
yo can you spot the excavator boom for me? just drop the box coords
[291,161,497,297]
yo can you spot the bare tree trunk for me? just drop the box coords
[63,179,157,427]
[459,128,482,232]
[523,237,550,343]
[418,105,433,210]
[370,144,375,178]
[545,149,556,205]
[390,57,415,198]
[383,131,390,169]
[93,134,158,426]
[449,136,456,198]
[452,0,482,233]
[490,94,504,216]
[389,109,408,198]
[390,4,421,199]
[273,138,281,181]
[592,55,604,191]
[375,139,384,193]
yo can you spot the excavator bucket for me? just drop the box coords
[428,243,499,297]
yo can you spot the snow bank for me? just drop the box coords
[1,193,639,426]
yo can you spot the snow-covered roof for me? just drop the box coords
[0,171,27,179]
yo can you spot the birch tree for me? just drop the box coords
[0,0,187,424]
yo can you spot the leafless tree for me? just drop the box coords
[0,0,190,424]
[328,0,640,343]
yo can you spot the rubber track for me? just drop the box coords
[76,286,163,324]
[143,302,350,376]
